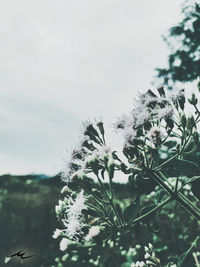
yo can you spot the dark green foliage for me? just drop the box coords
[156,1,200,86]
[124,195,140,223]
[0,174,63,267]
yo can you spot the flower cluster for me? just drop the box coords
[113,87,183,148]
[53,83,200,266]
[61,119,113,183]
[54,190,87,245]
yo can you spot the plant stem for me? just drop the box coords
[96,174,123,227]
[126,197,172,227]
[153,153,179,171]
[151,171,200,221]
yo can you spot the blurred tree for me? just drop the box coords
[156,0,200,88]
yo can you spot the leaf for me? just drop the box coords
[177,237,200,267]
[163,159,200,177]
[140,205,156,223]
[163,141,177,148]
[177,244,194,267]
[124,195,140,223]
[139,205,160,233]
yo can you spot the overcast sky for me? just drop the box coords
[0,0,184,176]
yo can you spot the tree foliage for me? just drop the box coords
[156,0,200,87]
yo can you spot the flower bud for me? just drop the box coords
[198,78,200,92]
[193,131,199,144]
[52,229,62,239]
[188,93,198,106]
[108,157,115,179]
[178,89,185,110]
[180,114,186,128]
[90,159,100,176]
[165,118,174,133]
[61,185,69,194]
[148,243,153,249]
[144,253,151,259]
[96,121,105,137]
[157,86,165,97]
[186,116,196,131]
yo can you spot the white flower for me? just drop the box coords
[131,106,150,127]
[59,238,70,251]
[62,215,84,241]
[66,190,87,217]
[52,228,62,239]
[148,243,153,249]
[60,190,87,241]
[167,88,184,101]
[144,246,149,252]
[124,126,137,144]
[85,226,100,241]
[157,106,174,120]
[113,114,130,130]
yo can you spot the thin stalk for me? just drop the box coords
[153,153,179,171]
[96,174,123,227]
[151,171,200,220]
[126,197,172,227]
[175,176,179,193]
[86,202,113,226]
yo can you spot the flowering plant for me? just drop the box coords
[53,84,200,267]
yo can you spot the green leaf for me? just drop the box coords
[163,159,200,177]
[124,195,140,223]
[139,205,160,233]
[163,141,177,148]
[177,237,200,267]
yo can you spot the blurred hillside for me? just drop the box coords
[0,174,64,267]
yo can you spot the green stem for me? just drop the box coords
[86,202,113,226]
[96,174,123,227]
[126,197,172,227]
[151,171,200,221]
[175,176,179,193]
[153,153,179,171]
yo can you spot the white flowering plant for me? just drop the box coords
[53,84,200,267]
